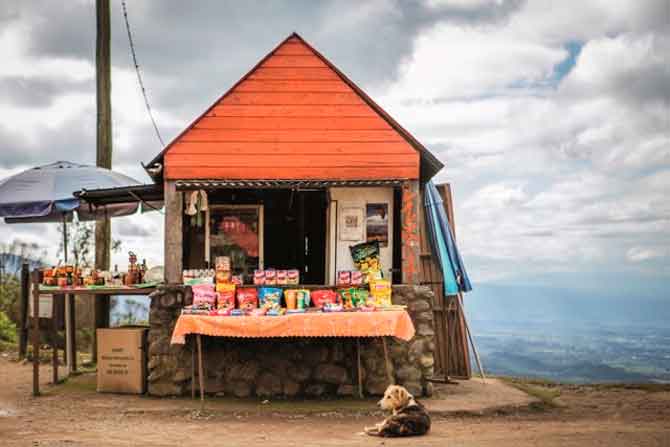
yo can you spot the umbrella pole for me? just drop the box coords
[63,215,75,375]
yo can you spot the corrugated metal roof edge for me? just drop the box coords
[143,32,444,183]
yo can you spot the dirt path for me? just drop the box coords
[1,356,669,446]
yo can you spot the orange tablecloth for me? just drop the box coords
[170,310,415,344]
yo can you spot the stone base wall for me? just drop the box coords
[147,285,435,397]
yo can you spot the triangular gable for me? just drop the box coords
[149,33,443,181]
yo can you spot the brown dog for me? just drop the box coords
[364,385,431,437]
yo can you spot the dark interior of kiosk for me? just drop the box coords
[183,188,403,285]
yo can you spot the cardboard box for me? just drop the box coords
[96,328,148,394]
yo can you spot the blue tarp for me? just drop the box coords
[424,181,472,295]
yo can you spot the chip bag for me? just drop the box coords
[311,289,340,308]
[192,283,217,307]
[349,241,381,275]
[236,287,258,311]
[216,283,236,310]
[259,287,282,310]
[369,279,392,307]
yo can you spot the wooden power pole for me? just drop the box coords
[93,0,112,361]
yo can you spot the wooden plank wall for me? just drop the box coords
[418,183,471,380]
[164,36,419,180]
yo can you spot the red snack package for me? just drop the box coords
[236,287,259,311]
[216,284,236,310]
[276,270,287,285]
[311,289,340,308]
[287,269,300,285]
[253,269,265,285]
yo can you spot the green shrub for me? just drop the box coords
[0,311,17,343]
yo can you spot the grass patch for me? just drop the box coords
[499,377,562,409]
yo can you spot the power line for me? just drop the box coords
[121,0,165,147]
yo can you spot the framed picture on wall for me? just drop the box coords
[366,203,389,247]
[339,206,364,241]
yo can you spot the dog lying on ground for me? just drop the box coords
[364,385,431,437]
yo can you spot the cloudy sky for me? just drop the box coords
[0,1,668,301]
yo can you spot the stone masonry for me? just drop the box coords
[147,285,436,397]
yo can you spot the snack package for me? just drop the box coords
[350,271,363,285]
[215,270,231,283]
[253,269,265,285]
[338,288,369,309]
[215,256,231,271]
[216,283,236,310]
[284,289,298,310]
[259,287,283,310]
[337,271,351,285]
[349,241,381,274]
[231,275,244,286]
[287,269,300,285]
[191,283,217,307]
[296,289,310,309]
[370,279,392,307]
[236,287,258,311]
[264,269,277,285]
[251,307,268,317]
[276,270,288,285]
[311,289,340,308]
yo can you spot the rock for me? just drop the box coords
[304,383,327,397]
[283,379,301,397]
[419,354,434,369]
[414,311,433,323]
[396,365,422,382]
[389,342,408,359]
[313,364,349,385]
[337,384,355,396]
[304,345,330,366]
[173,367,191,382]
[407,299,431,312]
[424,382,434,397]
[416,323,435,336]
[408,339,426,362]
[265,356,292,373]
[330,343,346,363]
[229,381,252,398]
[402,381,423,397]
[227,360,259,382]
[149,337,170,356]
[364,378,388,396]
[287,363,311,383]
[256,372,282,397]
[148,355,161,371]
[148,381,182,397]
[422,365,434,379]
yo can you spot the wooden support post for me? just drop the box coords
[51,313,59,385]
[356,338,363,398]
[381,337,394,385]
[65,294,75,374]
[197,335,205,404]
[31,270,40,397]
[164,180,183,284]
[18,263,29,360]
[191,336,196,400]
[401,181,421,284]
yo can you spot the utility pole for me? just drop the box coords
[93,0,112,361]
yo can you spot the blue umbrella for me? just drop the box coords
[424,180,472,295]
[0,161,142,261]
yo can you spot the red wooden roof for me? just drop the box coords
[147,33,443,182]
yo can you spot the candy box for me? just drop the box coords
[350,271,363,285]
[215,256,231,271]
[370,279,392,307]
[264,269,277,285]
[253,270,265,285]
[236,288,258,311]
[287,269,300,285]
[337,271,351,285]
[231,275,244,286]
[276,270,288,285]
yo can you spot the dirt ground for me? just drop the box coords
[1,356,669,446]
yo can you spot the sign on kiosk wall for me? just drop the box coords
[339,206,364,241]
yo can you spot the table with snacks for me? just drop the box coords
[28,252,158,397]
[174,262,415,402]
